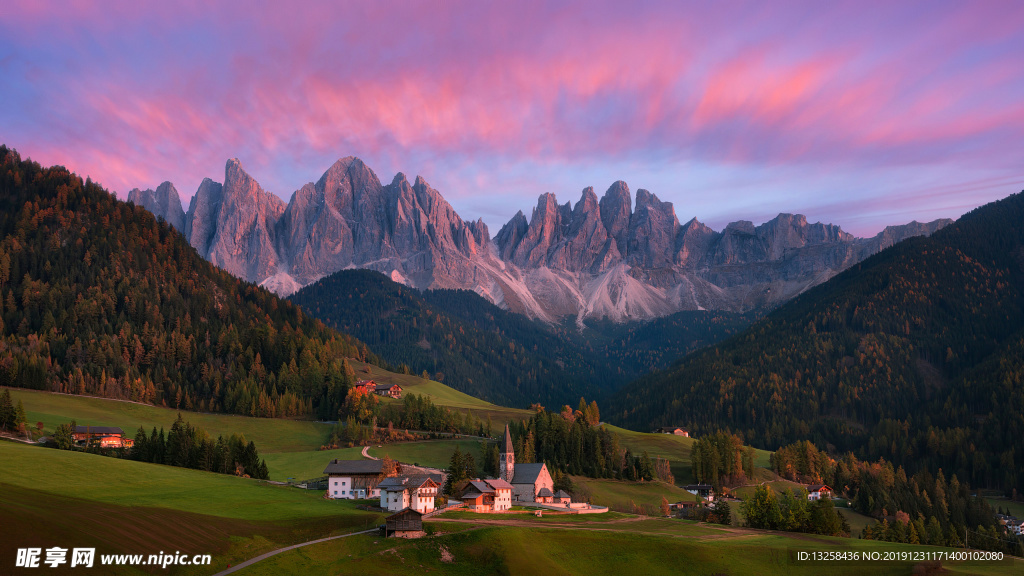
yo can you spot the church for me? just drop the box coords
[500,424,555,503]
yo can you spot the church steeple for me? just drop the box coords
[500,424,515,483]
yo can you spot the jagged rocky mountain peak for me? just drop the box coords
[127,181,186,232]
[724,220,756,234]
[131,157,953,323]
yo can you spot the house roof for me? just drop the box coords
[73,426,124,435]
[323,459,383,476]
[485,478,513,490]
[554,490,571,498]
[502,424,514,455]
[385,508,424,520]
[375,384,401,391]
[807,485,831,492]
[355,379,376,387]
[536,487,554,498]
[379,474,439,492]
[511,463,547,485]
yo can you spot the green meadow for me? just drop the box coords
[570,476,699,514]
[227,522,1021,576]
[0,441,386,575]
[367,439,486,470]
[348,359,534,427]
[8,387,331,453]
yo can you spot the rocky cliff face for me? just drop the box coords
[128,182,185,232]
[131,158,952,324]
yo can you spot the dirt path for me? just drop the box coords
[210,528,377,576]
[361,445,377,460]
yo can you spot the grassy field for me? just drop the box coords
[7,387,331,453]
[986,498,1024,518]
[262,446,366,482]
[570,476,699,514]
[603,424,774,488]
[367,439,485,470]
[729,479,807,499]
[228,522,1022,576]
[348,359,534,428]
[0,440,386,575]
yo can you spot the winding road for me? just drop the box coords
[210,528,378,576]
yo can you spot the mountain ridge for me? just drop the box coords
[131,157,951,324]
[609,190,1024,493]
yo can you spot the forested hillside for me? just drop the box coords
[612,191,1024,494]
[289,270,750,408]
[0,146,378,418]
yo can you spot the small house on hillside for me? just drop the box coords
[379,474,442,513]
[683,484,715,501]
[374,383,403,399]
[654,427,690,437]
[72,426,133,449]
[554,490,572,505]
[807,485,832,501]
[384,508,424,538]
[353,379,377,394]
[459,479,513,512]
[324,459,392,500]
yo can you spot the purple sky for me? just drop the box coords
[2,1,1023,236]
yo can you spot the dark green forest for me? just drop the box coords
[612,191,1024,494]
[0,146,379,418]
[289,269,749,408]
[770,440,1019,553]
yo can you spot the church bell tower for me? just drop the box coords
[500,424,515,483]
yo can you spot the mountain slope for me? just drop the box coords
[610,191,1024,493]
[0,145,377,419]
[133,158,949,324]
[288,269,751,408]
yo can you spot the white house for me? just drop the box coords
[324,459,389,500]
[807,485,833,501]
[378,474,440,513]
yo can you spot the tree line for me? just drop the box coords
[503,400,673,483]
[770,439,1018,553]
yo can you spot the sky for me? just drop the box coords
[2,1,1023,236]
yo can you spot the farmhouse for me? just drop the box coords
[379,474,441,513]
[374,383,403,399]
[807,484,833,501]
[500,425,555,502]
[384,508,424,538]
[654,426,690,437]
[323,459,392,499]
[72,426,133,449]
[459,478,513,512]
[683,484,715,501]
[353,379,377,394]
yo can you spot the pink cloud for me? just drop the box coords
[2,1,1023,233]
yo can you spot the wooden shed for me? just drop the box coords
[385,508,425,538]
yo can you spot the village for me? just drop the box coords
[324,424,611,538]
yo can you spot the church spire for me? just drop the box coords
[500,423,515,483]
[502,423,514,454]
